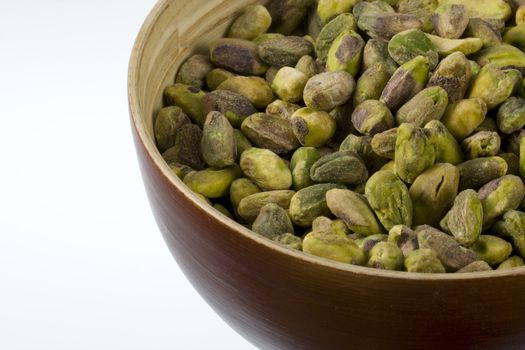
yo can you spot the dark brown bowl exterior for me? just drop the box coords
[128,1,525,349]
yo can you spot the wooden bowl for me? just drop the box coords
[128,1,525,348]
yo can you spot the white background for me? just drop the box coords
[0,1,256,349]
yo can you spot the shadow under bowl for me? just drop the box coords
[128,1,525,349]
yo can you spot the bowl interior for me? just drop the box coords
[128,0,525,281]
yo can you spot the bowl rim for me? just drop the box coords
[128,0,525,281]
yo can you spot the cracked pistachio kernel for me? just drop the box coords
[237,190,295,223]
[290,147,321,190]
[154,106,191,153]
[326,188,385,236]
[252,203,294,239]
[351,100,394,136]
[367,241,404,270]
[388,29,438,69]
[303,231,366,265]
[258,36,314,67]
[493,210,525,259]
[272,233,303,250]
[424,120,464,166]
[440,189,483,247]
[416,225,478,271]
[461,131,501,159]
[355,234,389,253]
[410,163,460,227]
[162,124,205,170]
[303,71,356,111]
[326,30,365,76]
[290,107,337,147]
[468,64,522,110]
[164,84,206,126]
[404,249,446,273]
[289,183,346,227]
[201,111,237,168]
[381,56,430,112]
[475,44,525,74]
[176,54,214,89]
[202,90,256,129]
[210,38,268,76]
[183,165,241,199]
[316,13,358,62]
[396,87,448,128]
[241,113,299,155]
[478,175,525,225]
[432,4,469,39]
[394,123,436,184]
[217,76,274,109]
[271,67,309,103]
[427,52,472,104]
[228,5,272,40]
[240,148,292,191]
[441,98,487,141]
[310,151,369,185]
[497,256,525,270]
[497,97,525,134]
[457,157,508,191]
[425,34,483,57]
[470,235,513,266]
[365,170,413,230]
[230,178,261,211]
[388,225,418,257]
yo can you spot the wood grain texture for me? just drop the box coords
[128,1,525,349]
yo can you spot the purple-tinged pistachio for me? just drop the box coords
[252,203,294,239]
[362,38,398,73]
[497,97,525,134]
[357,13,423,39]
[154,106,191,153]
[499,153,520,176]
[326,30,365,76]
[326,188,385,236]
[353,63,393,107]
[201,112,237,168]
[303,71,355,111]
[416,225,478,271]
[316,13,358,62]
[237,190,295,223]
[440,190,483,247]
[202,90,257,128]
[210,38,268,75]
[267,0,315,35]
[340,134,389,172]
[465,19,502,48]
[241,113,299,155]
[432,4,469,39]
[258,36,314,67]
[396,0,438,33]
[427,52,472,103]
[388,225,419,257]
[457,157,508,191]
[266,99,301,120]
[355,234,389,254]
[289,183,346,227]
[162,124,205,170]
[351,100,394,136]
[310,151,369,185]
[388,29,438,69]
[396,87,448,128]
[371,128,397,160]
[176,54,214,89]
[290,107,337,147]
[381,56,430,112]
[206,68,237,91]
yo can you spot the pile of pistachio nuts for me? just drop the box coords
[155,0,525,273]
